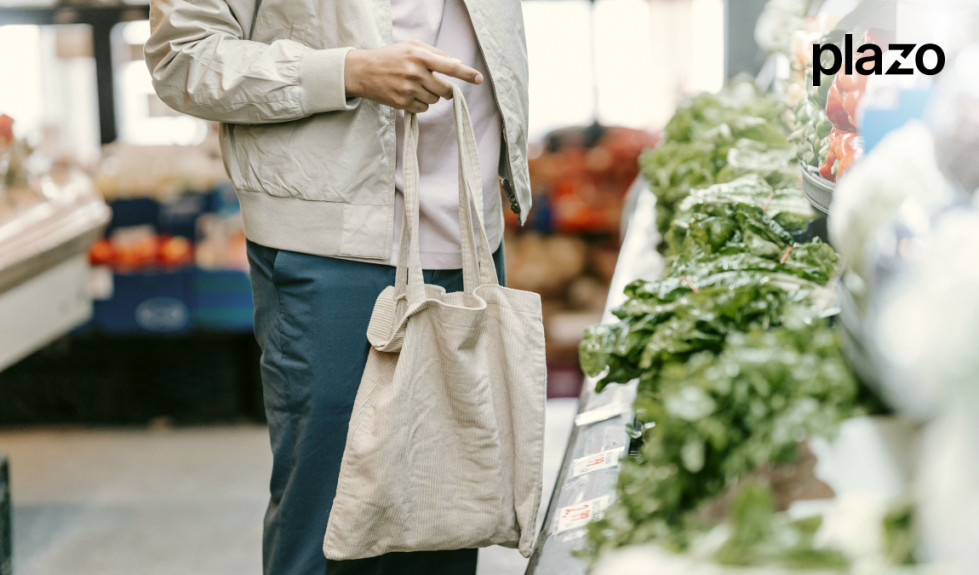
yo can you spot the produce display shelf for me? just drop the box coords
[525,177,663,575]
[0,196,108,294]
[0,175,110,371]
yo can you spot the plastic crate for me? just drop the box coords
[158,193,207,238]
[105,192,211,239]
[103,197,160,236]
[91,269,195,334]
[202,182,241,217]
[193,269,254,332]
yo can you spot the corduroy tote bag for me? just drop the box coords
[322,85,546,560]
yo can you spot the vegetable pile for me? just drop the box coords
[639,78,800,239]
[577,79,891,570]
[589,320,861,568]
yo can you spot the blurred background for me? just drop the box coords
[2,0,979,574]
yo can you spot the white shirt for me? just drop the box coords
[385,0,504,269]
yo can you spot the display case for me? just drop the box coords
[0,165,110,370]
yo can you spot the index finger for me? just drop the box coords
[423,54,483,85]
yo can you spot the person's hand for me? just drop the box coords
[344,40,483,113]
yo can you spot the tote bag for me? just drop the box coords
[322,85,547,560]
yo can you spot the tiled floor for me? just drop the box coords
[1,398,578,575]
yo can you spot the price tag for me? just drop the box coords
[554,495,611,534]
[574,402,629,427]
[572,447,625,478]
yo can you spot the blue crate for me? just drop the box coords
[193,269,254,332]
[92,269,195,334]
[158,193,208,239]
[104,197,160,236]
[203,182,241,217]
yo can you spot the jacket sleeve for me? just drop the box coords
[144,0,358,124]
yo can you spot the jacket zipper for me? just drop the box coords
[462,1,521,219]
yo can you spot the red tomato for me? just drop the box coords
[89,239,115,266]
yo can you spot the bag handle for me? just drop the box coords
[394,112,426,305]
[452,85,499,289]
[394,84,499,305]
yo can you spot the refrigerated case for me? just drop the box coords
[0,165,109,370]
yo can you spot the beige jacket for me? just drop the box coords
[144,0,530,260]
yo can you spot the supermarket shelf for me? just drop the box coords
[0,254,92,372]
[0,172,110,371]
[0,173,110,294]
[525,177,664,574]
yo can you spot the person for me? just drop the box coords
[144,1,531,574]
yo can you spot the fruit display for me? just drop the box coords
[83,125,251,333]
[83,184,253,334]
[516,124,658,234]
[89,234,194,271]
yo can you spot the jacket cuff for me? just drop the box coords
[300,47,360,114]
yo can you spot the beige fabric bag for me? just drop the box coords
[322,86,547,561]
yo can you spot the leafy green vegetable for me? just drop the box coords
[641,79,795,238]
[791,98,832,169]
[579,75,879,571]
[713,482,850,570]
[717,139,800,190]
[669,202,795,261]
[580,220,840,392]
[665,200,841,285]
[580,272,830,391]
[663,77,788,145]
[585,321,862,562]
[671,242,841,286]
[882,499,918,566]
[670,175,817,245]
[640,140,725,235]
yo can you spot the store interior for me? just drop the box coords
[2,0,979,574]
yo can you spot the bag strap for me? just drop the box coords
[452,84,499,289]
[394,113,425,305]
[394,85,499,305]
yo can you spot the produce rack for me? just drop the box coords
[86,185,254,335]
[0,171,110,371]
[525,176,662,574]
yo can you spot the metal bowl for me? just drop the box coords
[801,164,835,215]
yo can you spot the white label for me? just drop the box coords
[554,495,611,534]
[574,402,629,427]
[572,447,625,478]
[88,266,114,300]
